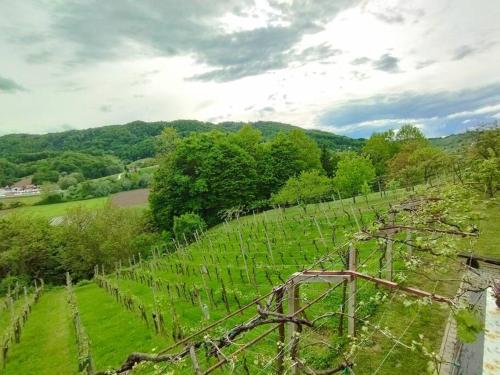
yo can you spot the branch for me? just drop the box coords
[296,359,353,375]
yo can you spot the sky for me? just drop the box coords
[0,0,500,138]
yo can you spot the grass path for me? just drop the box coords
[75,282,166,372]
[3,288,79,375]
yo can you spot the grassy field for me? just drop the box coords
[0,187,496,374]
[0,194,41,206]
[3,289,79,375]
[0,196,111,219]
[74,282,166,371]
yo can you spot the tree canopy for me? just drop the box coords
[333,152,376,202]
[150,127,323,230]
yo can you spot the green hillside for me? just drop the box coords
[0,120,364,163]
[430,131,480,151]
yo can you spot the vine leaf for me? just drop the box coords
[455,308,483,343]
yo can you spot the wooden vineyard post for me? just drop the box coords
[406,230,413,257]
[275,287,285,375]
[386,236,393,281]
[288,281,300,375]
[348,243,357,337]
[189,345,202,375]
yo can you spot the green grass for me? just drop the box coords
[0,197,110,219]
[3,288,79,375]
[472,198,500,258]
[74,282,166,372]
[0,194,41,206]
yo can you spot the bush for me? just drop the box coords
[36,192,64,205]
[173,213,206,242]
[8,201,25,209]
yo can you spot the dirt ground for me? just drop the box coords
[111,188,149,208]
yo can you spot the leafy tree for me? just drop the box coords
[58,174,80,190]
[0,215,62,282]
[409,146,447,185]
[0,159,17,186]
[173,213,206,242]
[467,128,500,197]
[395,124,428,145]
[32,168,59,185]
[271,170,332,211]
[362,130,399,176]
[229,124,263,154]
[320,146,339,177]
[333,152,376,203]
[150,131,258,229]
[256,131,321,198]
[59,205,156,280]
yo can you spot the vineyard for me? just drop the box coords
[0,179,492,375]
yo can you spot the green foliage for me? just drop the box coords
[150,127,325,229]
[396,124,428,145]
[150,131,258,229]
[57,173,83,190]
[0,215,62,283]
[32,168,59,185]
[59,206,157,280]
[173,213,207,242]
[271,170,332,208]
[466,128,500,197]
[0,159,17,186]
[455,308,484,343]
[320,146,339,177]
[333,152,376,202]
[0,205,161,283]
[0,120,362,163]
[362,130,399,176]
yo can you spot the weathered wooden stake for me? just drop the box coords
[288,281,300,375]
[348,243,357,337]
[386,236,393,281]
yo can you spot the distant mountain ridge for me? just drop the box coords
[0,120,365,162]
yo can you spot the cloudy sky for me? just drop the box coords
[1,0,499,138]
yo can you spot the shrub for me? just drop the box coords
[173,213,206,242]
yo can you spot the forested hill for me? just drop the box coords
[0,120,364,162]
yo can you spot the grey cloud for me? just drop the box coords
[26,50,53,64]
[452,45,475,60]
[99,105,112,113]
[351,57,370,65]
[371,10,405,24]
[416,60,436,69]
[0,76,26,93]
[41,0,358,82]
[318,82,500,137]
[372,53,400,73]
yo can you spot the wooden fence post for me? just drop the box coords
[276,287,285,375]
[406,230,413,257]
[386,237,393,281]
[288,281,300,375]
[189,345,202,375]
[348,243,357,337]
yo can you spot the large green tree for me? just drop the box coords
[150,131,258,229]
[362,130,399,177]
[467,128,500,197]
[271,170,332,211]
[333,152,376,202]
